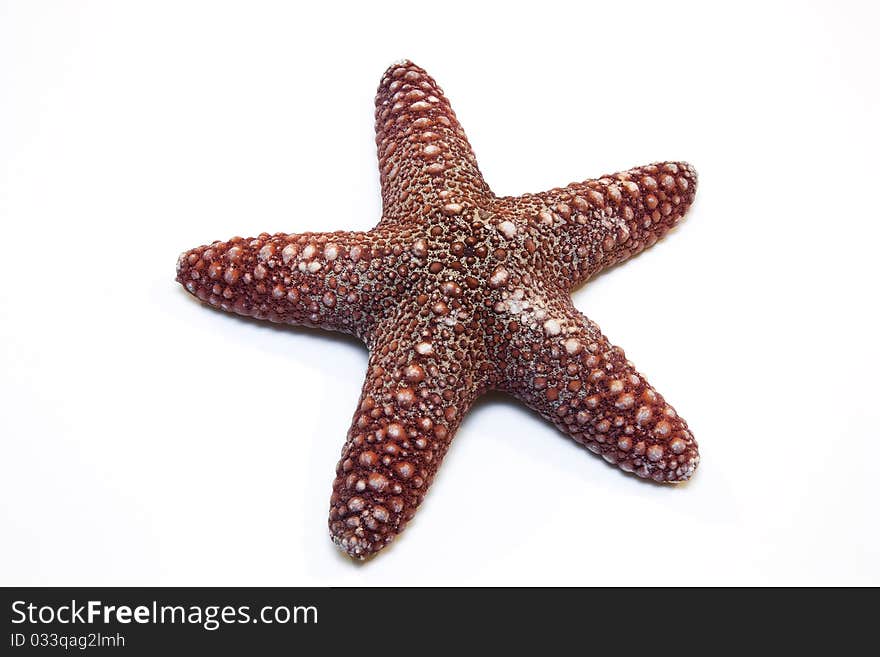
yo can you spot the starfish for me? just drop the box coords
[175,60,700,560]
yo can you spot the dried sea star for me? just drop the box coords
[176,60,700,559]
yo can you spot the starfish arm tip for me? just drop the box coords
[330,531,381,561]
[328,324,480,561]
[500,160,699,287]
[175,231,373,337]
[495,299,699,484]
[374,60,490,223]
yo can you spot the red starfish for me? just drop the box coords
[176,60,700,559]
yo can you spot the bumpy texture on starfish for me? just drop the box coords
[176,60,700,560]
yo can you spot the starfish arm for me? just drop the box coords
[329,320,481,559]
[498,161,698,288]
[176,231,378,339]
[495,294,699,482]
[374,60,492,223]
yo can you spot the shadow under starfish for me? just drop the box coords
[175,59,700,560]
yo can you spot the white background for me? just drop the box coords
[2,0,878,586]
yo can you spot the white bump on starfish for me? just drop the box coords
[543,319,562,336]
[281,243,296,264]
[497,220,517,239]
